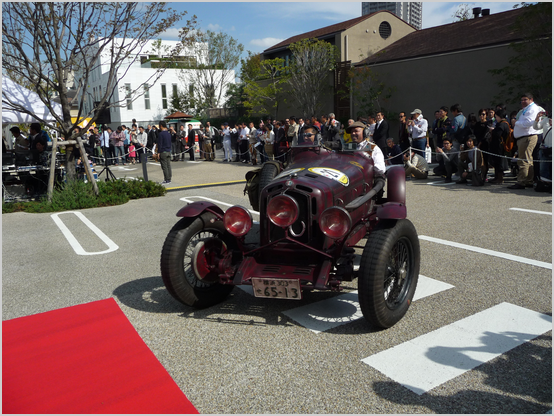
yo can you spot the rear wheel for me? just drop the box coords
[358,219,420,328]
[160,213,235,308]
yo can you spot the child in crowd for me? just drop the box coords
[128,143,136,164]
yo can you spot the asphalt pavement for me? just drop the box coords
[2,147,552,413]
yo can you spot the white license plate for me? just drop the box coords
[251,278,302,300]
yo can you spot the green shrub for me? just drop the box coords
[2,178,167,214]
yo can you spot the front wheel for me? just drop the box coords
[160,213,235,308]
[358,219,420,328]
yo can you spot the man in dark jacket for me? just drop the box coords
[156,121,172,184]
[187,124,196,161]
[373,111,389,153]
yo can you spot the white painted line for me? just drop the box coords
[238,276,453,333]
[419,235,552,270]
[427,181,456,186]
[510,208,552,216]
[51,212,119,256]
[361,302,552,395]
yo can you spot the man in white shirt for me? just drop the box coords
[407,109,428,158]
[100,126,112,165]
[239,122,250,163]
[135,126,148,162]
[508,92,543,189]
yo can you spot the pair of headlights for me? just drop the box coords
[224,195,351,240]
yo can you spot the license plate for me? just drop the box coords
[251,278,302,300]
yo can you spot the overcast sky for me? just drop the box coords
[165,2,521,54]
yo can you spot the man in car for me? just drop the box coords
[345,121,385,175]
[300,124,319,145]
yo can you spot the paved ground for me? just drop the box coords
[3,148,552,413]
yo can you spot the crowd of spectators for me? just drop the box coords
[19,91,548,191]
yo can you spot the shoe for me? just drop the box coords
[161,180,171,184]
[525,183,534,188]
[507,183,525,190]
[445,177,452,183]
[456,179,467,184]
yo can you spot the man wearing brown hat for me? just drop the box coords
[345,121,386,175]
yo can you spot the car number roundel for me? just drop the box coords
[308,167,349,186]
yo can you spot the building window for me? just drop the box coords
[172,83,178,98]
[379,21,392,39]
[144,85,150,110]
[125,83,132,110]
[161,84,167,109]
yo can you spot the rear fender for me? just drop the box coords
[386,165,406,204]
[176,201,225,219]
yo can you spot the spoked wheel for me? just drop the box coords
[160,212,235,308]
[358,219,420,329]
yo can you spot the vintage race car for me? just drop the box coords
[161,134,420,328]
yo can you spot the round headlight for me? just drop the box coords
[223,206,253,237]
[319,207,352,239]
[267,195,299,228]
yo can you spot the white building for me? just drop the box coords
[77,38,234,126]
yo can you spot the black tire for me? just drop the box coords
[160,213,235,308]
[358,219,420,329]
[258,162,279,207]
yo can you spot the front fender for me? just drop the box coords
[386,165,406,204]
[176,201,225,219]
[376,202,407,220]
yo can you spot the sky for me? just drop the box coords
[162,1,522,56]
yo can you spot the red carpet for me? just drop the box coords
[3,298,198,414]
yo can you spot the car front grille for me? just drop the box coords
[267,189,317,246]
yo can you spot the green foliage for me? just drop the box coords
[243,57,288,119]
[2,178,166,214]
[488,2,552,107]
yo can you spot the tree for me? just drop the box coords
[180,30,243,117]
[167,88,198,118]
[224,82,247,118]
[2,2,196,199]
[452,3,473,22]
[243,56,288,119]
[489,2,552,107]
[286,38,338,118]
[343,66,393,118]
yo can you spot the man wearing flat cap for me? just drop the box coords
[406,109,428,158]
[345,121,386,175]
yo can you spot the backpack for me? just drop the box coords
[500,120,515,153]
[453,115,471,143]
[243,168,262,211]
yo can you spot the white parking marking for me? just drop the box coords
[419,235,552,270]
[510,208,552,216]
[361,302,552,395]
[51,212,119,256]
[239,275,454,333]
